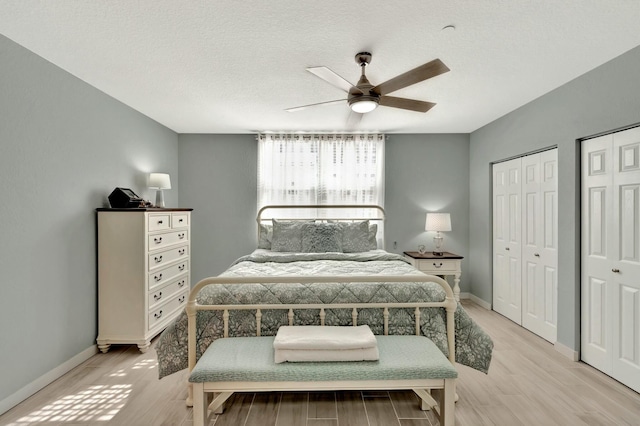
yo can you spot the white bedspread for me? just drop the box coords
[273,325,379,363]
[273,325,377,350]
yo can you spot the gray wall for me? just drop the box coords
[178,133,471,292]
[385,134,471,292]
[178,134,258,281]
[469,45,640,351]
[0,35,178,410]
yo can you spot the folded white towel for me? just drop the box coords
[273,325,377,350]
[274,347,380,363]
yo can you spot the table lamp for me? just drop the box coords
[425,213,451,256]
[148,173,171,207]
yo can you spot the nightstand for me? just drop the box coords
[403,251,463,302]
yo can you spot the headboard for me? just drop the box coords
[257,204,386,248]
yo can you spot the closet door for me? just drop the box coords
[522,150,558,342]
[582,134,614,372]
[582,126,640,393]
[611,128,640,392]
[493,157,523,324]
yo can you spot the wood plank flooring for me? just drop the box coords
[1,301,639,425]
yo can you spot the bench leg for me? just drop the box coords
[186,382,193,407]
[440,379,456,426]
[412,388,436,411]
[192,383,208,426]
[210,392,234,415]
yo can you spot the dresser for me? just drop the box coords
[403,251,463,302]
[96,208,192,353]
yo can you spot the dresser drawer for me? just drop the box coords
[149,276,190,310]
[148,214,171,232]
[148,289,189,331]
[148,229,189,250]
[148,245,189,271]
[172,213,189,229]
[417,259,459,273]
[148,260,189,291]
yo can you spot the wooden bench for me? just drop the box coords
[186,275,458,426]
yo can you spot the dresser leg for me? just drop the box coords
[137,342,151,353]
[97,341,110,353]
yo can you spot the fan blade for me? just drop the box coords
[307,67,362,94]
[346,111,364,129]
[285,99,346,112]
[379,96,436,113]
[372,59,449,96]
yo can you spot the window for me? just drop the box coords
[257,134,385,217]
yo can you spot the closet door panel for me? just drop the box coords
[493,164,509,315]
[521,149,558,342]
[611,128,640,392]
[493,158,522,324]
[582,134,614,372]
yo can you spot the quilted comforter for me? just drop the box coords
[155,250,493,378]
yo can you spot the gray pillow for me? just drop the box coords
[368,224,378,249]
[340,221,371,253]
[258,224,272,249]
[271,220,308,252]
[301,223,343,253]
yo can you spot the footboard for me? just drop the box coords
[186,274,457,378]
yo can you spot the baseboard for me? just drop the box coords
[554,341,580,361]
[0,344,98,416]
[459,292,492,310]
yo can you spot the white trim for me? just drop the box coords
[459,292,492,310]
[0,345,98,416]
[554,341,580,361]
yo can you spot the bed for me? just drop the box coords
[155,205,493,389]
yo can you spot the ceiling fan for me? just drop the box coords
[286,52,450,123]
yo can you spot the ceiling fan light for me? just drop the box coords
[350,99,378,114]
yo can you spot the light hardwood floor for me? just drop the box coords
[1,301,639,426]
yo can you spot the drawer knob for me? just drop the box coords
[178,295,186,303]
[154,255,163,263]
[505,247,510,251]
[158,220,163,224]
[179,249,185,255]
[154,273,163,282]
[534,253,540,257]
[178,264,185,271]
[154,310,163,320]
[154,237,163,244]
[178,233,185,239]
[179,219,184,223]
[154,292,162,301]
[178,280,185,287]
[612,268,620,273]
[433,262,443,268]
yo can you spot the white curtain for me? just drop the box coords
[257,134,385,219]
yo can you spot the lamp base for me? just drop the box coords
[433,233,444,256]
[155,189,165,208]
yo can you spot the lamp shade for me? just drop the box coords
[425,213,451,232]
[148,173,171,189]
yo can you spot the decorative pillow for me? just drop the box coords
[368,224,378,250]
[257,224,272,249]
[340,221,371,253]
[301,223,343,253]
[271,220,308,252]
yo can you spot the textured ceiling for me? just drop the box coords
[1,1,640,134]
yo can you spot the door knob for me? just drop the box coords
[612,268,620,273]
